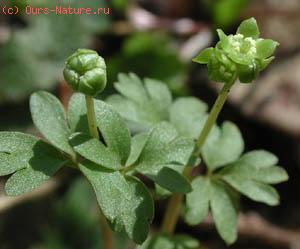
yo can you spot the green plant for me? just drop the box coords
[0,18,288,248]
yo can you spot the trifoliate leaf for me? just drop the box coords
[193,47,214,64]
[185,176,239,244]
[0,152,27,176]
[94,100,131,165]
[0,132,66,196]
[147,234,200,249]
[79,161,154,244]
[107,73,172,131]
[30,91,74,156]
[134,122,194,193]
[185,176,211,225]
[202,121,244,171]
[256,39,279,59]
[210,180,238,245]
[107,73,208,137]
[69,133,122,170]
[0,132,39,176]
[137,123,194,170]
[67,93,131,165]
[237,17,260,39]
[169,97,208,139]
[219,150,288,205]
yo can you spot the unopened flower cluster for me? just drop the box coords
[194,18,279,83]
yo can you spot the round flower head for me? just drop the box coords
[193,18,279,83]
[63,49,107,96]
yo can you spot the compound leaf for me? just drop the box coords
[30,91,74,156]
[135,123,194,193]
[169,97,208,139]
[69,133,122,170]
[220,150,287,205]
[202,121,244,171]
[106,73,172,131]
[67,93,131,165]
[79,160,154,244]
[0,132,66,196]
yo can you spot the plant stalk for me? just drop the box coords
[160,167,192,234]
[195,78,236,155]
[160,78,236,235]
[85,95,100,140]
[85,95,114,249]
[161,193,183,234]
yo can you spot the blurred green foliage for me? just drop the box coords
[0,0,110,103]
[205,0,248,28]
[108,33,188,96]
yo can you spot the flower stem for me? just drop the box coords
[85,95,100,139]
[160,78,236,235]
[195,78,236,155]
[160,167,192,234]
[161,194,183,234]
[85,95,114,249]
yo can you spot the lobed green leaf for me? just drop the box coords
[169,97,208,139]
[210,180,238,245]
[67,93,131,165]
[107,73,172,131]
[135,123,194,193]
[0,132,66,196]
[219,149,287,206]
[79,160,154,244]
[185,176,211,225]
[30,91,74,156]
[222,175,280,206]
[202,121,244,171]
[69,133,122,170]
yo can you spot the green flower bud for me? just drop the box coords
[63,49,107,96]
[193,17,279,84]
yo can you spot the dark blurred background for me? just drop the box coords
[0,0,300,248]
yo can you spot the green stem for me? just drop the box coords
[160,167,192,234]
[85,95,100,139]
[161,194,183,234]
[195,78,236,155]
[85,95,114,249]
[160,78,236,235]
